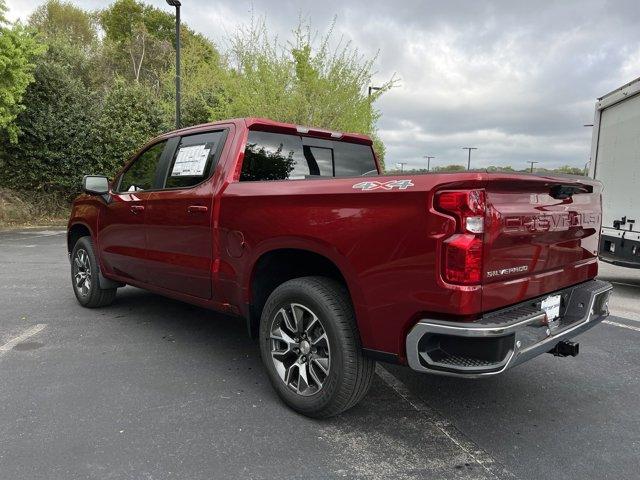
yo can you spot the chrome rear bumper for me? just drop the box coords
[406,279,613,377]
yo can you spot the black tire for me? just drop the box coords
[259,276,375,418]
[71,236,117,308]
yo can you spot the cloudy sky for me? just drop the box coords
[6,0,640,170]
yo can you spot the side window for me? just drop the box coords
[240,130,378,181]
[164,131,225,189]
[333,142,378,177]
[118,141,167,192]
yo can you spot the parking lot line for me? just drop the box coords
[0,324,47,358]
[603,320,640,333]
[375,364,517,480]
[15,230,65,238]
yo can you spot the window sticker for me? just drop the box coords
[171,144,211,177]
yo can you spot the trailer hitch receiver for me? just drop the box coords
[549,340,579,357]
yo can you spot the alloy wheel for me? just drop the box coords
[269,303,331,396]
[73,248,92,297]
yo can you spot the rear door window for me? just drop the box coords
[164,131,225,189]
[240,131,377,181]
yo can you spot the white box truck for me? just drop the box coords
[589,76,640,268]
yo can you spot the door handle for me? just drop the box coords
[187,205,208,214]
[130,205,145,215]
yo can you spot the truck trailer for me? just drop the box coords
[589,76,640,268]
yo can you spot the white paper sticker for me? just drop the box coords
[170,144,210,177]
[542,294,561,322]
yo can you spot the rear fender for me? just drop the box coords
[243,236,371,343]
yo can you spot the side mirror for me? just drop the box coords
[83,175,110,195]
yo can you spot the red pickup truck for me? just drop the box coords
[68,118,612,417]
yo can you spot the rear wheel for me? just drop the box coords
[71,236,116,308]
[259,276,375,418]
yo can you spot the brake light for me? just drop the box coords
[442,234,483,284]
[436,190,485,234]
[436,189,486,285]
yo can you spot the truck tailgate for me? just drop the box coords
[482,176,601,311]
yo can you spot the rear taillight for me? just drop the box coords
[442,234,483,284]
[435,189,486,285]
[436,190,485,234]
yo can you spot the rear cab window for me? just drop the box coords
[240,131,377,181]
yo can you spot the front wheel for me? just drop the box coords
[259,276,375,418]
[71,236,117,308]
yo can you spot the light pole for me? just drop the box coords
[396,162,407,173]
[167,0,181,129]
[528,161,538,173]
[424,155,434,172]
[368,86,382,97]
[461,147,477,170]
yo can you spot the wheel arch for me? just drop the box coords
[245,245,366,340]
[67,222,93,254]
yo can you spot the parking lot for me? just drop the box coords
[1,228,638,480]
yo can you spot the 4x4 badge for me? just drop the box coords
[352,180,415,191]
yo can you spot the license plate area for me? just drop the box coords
[541,294,561,330]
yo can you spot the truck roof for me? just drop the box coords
[156,117,373,145]
[598,76,640,101]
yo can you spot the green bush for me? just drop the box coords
[0,42,99,197]
[0,0,45,142]
[94,79,168,180]
[0,42,166,197]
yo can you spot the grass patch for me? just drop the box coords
[0,188,70,228]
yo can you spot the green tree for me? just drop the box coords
[99,0,174,86]
[0,0,45,142]
[210,17,394,166]
[0,52,166,195]
[94,79,167,178]
[28,1,102,91]
[485,165,515,172]
[553,165,586,176]
[434,164,467,172]
[2,1,394,201]
[1,0,171,197]
[28,0,96,45]
[160,31,225,127]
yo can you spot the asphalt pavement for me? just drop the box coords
[1,228,638,480]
